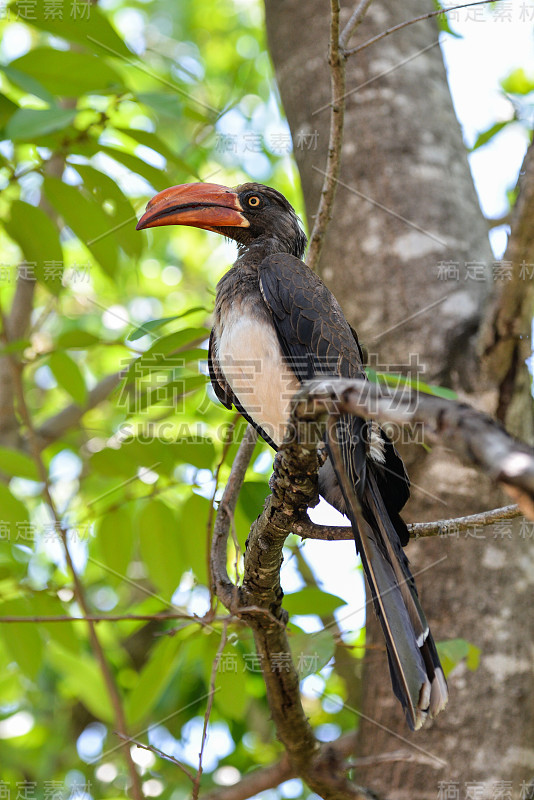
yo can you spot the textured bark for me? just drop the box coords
[264,0,534,797]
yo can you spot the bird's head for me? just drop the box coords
[136,181,307,259]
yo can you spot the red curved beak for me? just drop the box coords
[136,182,250,233]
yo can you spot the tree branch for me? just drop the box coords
[293,504,522,541]
[200,733,361,800]
[212,421,376,799]
[209,373,534,797]
[201,753,293,800]
[289,378,534,517]
[35,371,121,447]
[408,503,521,538]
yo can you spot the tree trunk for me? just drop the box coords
[264,0,534,796]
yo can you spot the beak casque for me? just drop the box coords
[136,182,250,233]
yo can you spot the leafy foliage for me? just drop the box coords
[0,1,343,797]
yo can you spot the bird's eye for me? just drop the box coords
[247,195,261,207]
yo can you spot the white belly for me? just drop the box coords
[217,308,299,446]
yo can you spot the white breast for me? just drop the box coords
[216,307,299,447]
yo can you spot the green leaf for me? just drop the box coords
[125,634,183,726]
[99,145,170,192]
[1,65,56,104]
[0,483,30,537]
[436,638,481,678]
[48,352,87,406]
[289,628,336,678]
[0,94,19,130]
[128,374,207,414]
[107,438,175,475]
[471,121,509,152]
[171,436,216,470]
[90,447,137,479]
[47,642,114,723]
[73,164,142,260]
[119,326,208,415]
[6,108,77,142]
[8,48,121,97]
[43,176,120,277]
[366,369,458,400]
[501,68,534,96]
[124,327,209,379]
[116,127,194,172]
[0,446,40,481]
[0,599,44,681]
[4,200,63,295]
[137,92,186,121]
[0,339,31,356]
[466,643,481,672]
[138,501,183,599]
[0,670,22,706]
[127,316,183,342]
[144,327,210,356]
[432,1,462,38]
[284,587,346,618]
[214,645,248,720]
[178,494,211,584]
[56,330,100,349]
[9,0,132,59]
[30,593,80,655]
[97,507,135,583]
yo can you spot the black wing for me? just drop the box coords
[258,253,447,730]
[258,253,409,523]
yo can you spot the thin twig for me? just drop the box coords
[306,0,346,271]
[115,732,195,781]
[339,0,375,51]
[345,0,503,56]
[206,413,241,610]
[211,427,257,607]
[193,622,229,800]
[223,500,242,588]
[0,612,232,624]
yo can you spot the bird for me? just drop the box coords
[136,181,448,730]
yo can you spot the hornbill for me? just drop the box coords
[137,181,448,730]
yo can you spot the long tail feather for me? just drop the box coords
[324,419,448,730]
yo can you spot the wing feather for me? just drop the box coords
[257,253,447,729]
